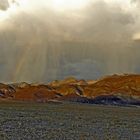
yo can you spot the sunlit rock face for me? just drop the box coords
[0,74,140,106]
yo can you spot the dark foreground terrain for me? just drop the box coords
[0,102,140,140]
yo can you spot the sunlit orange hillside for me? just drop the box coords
[0,74,140,105]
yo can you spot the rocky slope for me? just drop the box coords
[0,74,140,106]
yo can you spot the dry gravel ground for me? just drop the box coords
[0,102,140,140]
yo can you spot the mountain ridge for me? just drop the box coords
[0,74,140,106]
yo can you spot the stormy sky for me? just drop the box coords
[0,0,140,83]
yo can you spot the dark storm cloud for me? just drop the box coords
[60,1,136,76]
[0,0,140,82]
[80,1,134,43]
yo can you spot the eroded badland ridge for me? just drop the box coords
[0,74,140,106]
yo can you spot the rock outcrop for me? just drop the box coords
[0,74,140,106]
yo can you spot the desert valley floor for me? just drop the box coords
[0,102,140,140]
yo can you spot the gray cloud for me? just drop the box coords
[0,0,140,83]
[0,0,9,10]
[131,0,140,5]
